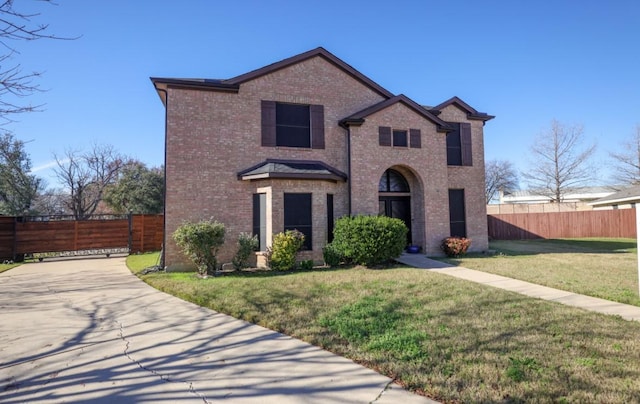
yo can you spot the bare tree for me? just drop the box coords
[522,119,596,202]
[31,187,69,215]
[53,144,129,219]
[0,0,74,122]
[609,124,640,186]
[485,159,519,204]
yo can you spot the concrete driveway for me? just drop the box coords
[0,258,434,403]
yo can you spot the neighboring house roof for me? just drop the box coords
[238,159,348,182]
[589,185,640,207]
[339,94,451,132]
[502,186,617,203]
[430,96,495,122]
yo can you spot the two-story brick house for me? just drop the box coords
[152,47,493,270]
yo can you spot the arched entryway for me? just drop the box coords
[378,168,412,244]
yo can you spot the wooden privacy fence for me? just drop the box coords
[0,214,163,260]
[488,209,636,240]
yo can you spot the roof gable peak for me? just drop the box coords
[430,96,494,122]
[340,94,451,132]
[225,47,394,98]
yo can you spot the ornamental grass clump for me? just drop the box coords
[441,236,471,257]
[172,218,225,276]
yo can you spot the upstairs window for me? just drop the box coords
[446,122,472,166]
[276,103,310,148]
[261,101,324,149]
[392,130,407,147]
[379,126,421,148]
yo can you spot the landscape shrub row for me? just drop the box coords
[173,215,469,275]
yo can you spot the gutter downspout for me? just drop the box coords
[347,127,352,215]
[339,122,352,216]
[157,88,168,269]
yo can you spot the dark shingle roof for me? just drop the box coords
[238,159,347,182]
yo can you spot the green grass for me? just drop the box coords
[126,251,161,275]
[0,262,20,273]
[440,238,640,306]
[136,266,640,403]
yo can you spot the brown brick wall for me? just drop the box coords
[439,105,489,252]
[164,56,384,268]
[163,54,490,268]
[350,103,452,255]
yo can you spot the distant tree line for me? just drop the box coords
[0,136,164,217]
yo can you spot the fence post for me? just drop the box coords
[140,214,145,252]
[128,213,133,253]
[12,216,17,261]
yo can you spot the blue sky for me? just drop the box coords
[9,0,640,188]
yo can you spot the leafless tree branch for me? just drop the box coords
[522,119,596,202]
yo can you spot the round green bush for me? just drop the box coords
[172,218,225,276]
[331,215,407,267]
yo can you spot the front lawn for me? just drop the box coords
[0,262,20,274]
[126,251,161,275]
[440,238,640,306]
[133,261,640,403]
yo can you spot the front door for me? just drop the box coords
[379,196,412,244]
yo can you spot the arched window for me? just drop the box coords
[379,169,410,193]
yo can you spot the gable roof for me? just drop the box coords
[340,94,452,132]
[589,185,640,207]
[227,47,394,98]
[238,159,348,182]
[151,47,394,104]
[430,96,495,122]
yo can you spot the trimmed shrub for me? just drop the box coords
[266,230,304,271]
[232,232,259,270]
[172,218,225,276]
[331,215,407,267]
[441,237,471,257]
[322,243,343,267]
[298,259,314,270]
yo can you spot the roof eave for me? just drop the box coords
[239,172,346,183]
[150,77,240,96]
[589,196,640,207]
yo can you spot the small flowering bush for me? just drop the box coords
[441,237,471,257]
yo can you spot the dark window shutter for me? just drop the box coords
[460,123,472,166]
[379,126,391,146]
[261,100,276,147]
[409,129,421,148]
[310,104,325,149]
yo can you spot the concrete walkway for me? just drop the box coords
[396,253,640,322]
[0,258,435,404]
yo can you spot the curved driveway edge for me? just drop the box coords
[0,258,435,404]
